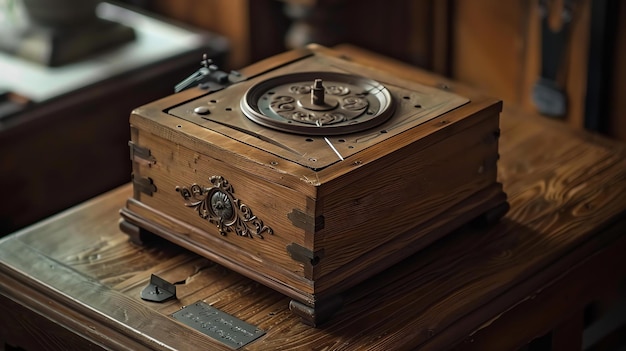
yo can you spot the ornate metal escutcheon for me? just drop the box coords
[175,176,273,238]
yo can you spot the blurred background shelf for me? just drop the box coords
[0,2,228,236]
[141,0,626,140]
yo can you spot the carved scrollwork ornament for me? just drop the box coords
[175,176,273,239]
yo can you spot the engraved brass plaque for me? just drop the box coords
[172,301,265,349]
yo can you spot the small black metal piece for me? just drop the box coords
[141,274,176,302]
[132,175,157,196]
[128,141,156,166]
[286,243,323,266]
[288,209,324,231]
[174,54,244,93]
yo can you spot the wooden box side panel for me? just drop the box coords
[314,110,501,280]
[129,127,315,289]
[129,106,320,198]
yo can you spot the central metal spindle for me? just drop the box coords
[311,79,325,106]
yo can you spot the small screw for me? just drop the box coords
[194,106,210,115]
[201,54,212,68]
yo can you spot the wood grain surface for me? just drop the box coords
[1,46,625,350]
[122,44,508,320]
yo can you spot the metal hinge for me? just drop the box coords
[129,141,156,166]
[287,243,323,267]
[288,209,325,231]
[132,174,157,196]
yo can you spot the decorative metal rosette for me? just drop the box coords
[175,176,273,239]
[240,72,395,135]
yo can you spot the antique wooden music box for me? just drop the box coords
[119,44,508,325]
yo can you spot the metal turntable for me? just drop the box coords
[240,72,395,135]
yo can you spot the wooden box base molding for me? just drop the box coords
[119,44,508,326]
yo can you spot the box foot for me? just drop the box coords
[471,201,510,228]
[119,218,155,246]
[289,295,343,327]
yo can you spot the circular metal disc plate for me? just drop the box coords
[240,72,395,135]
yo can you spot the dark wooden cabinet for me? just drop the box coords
[145,0,449,73]
[0,4,228,236]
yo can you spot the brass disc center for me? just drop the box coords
[298,79,338,111]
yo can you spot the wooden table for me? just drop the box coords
[1,55,626,350]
